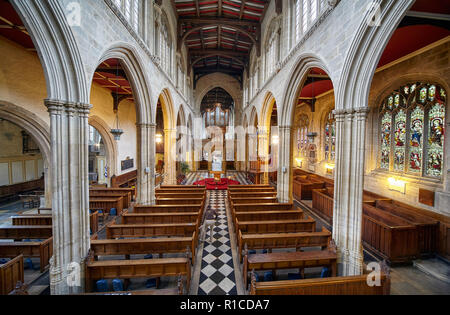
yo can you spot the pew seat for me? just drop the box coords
[238,228,332,262]
[85,257,191,292]
[133,204,203,215]
[243,248,337,289]
[237,219,316,235]
[0,226,52,240]
[0,255,24,295]
[293,176,326,200]
[249,273,390,295]
[106,222,198,239]
[156,198,204,206]
[11,216,52,226]
[0,238,52,272]
[234,211,304,228]
[122,212,200,226]
[89,196,124,215]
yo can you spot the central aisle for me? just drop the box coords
[197,190,238,295]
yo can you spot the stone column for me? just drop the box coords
[258,127,270,184]
[136,123,155,205]
[45,99,92,295]
[164,128,177,185]
[277,126,292,203]
[332,107,369,276]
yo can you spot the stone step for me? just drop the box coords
[413,258,450,284]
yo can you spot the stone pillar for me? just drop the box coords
[277,126,292,203]
[164,128,177,185]
[258,127,270,184]
[136,123,155,205]
[333,108,369,276]
[45,99,92,295]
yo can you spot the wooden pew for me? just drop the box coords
[237,219,316,235]
[231,203,296,226]
[85,255,191,293]
[81,275,184,295]
[133,204,203,214]
[91,234,196,259]
[156,189,206,195]
[0,238,53,273]
[0,226,52,240]
[89,196,124,215]
[11,215,52,226]
[106,222,198,240]
[312,188,391,224]
[235,210,304,226]
[156,198,204,206]
[0,255,24,295]
[228,192,277,203]
[89,193,130,209]
[371,199,439,256]
[249,272,390,295]
[90,211,99,235]
[362,203,419,263]
[160,185,206,189]
[228,187,276,193]
[90,188,134,202]
[122,212,200,226]
[238,228,332,262]
[242,246,337,289]
[230,197,278,205]
[110,170,137,195]
[155,193,205,200]
[293,175,326,200]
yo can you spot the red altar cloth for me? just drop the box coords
[192,178,240,190]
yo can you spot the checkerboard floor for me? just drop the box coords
[197,190,237,295]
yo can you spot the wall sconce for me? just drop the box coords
[295,158,303,168]
[325,163,335,175]
[272,135,279,145]
[155,133,163,144]
[388,177,406,194]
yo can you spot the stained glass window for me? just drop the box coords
[324,111,336,162]
[379,82,446,179]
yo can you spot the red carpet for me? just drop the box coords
[192,178,240,190]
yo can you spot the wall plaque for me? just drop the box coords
[121,158,134,171]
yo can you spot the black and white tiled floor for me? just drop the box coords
[197,190,238,295]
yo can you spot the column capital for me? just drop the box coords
[136,122,157,128]
[44,99,92,114]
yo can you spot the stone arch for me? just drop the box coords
[280,53,334,127]
[11,1,89,104]
[88,115,118,183]
[158,88,176,130]
[260,91,277,129]
[0,101,52,207]
[89,43,153,125]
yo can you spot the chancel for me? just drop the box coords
[0,0,448,297]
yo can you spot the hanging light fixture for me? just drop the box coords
[110,60,124,141]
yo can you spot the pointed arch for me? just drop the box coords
[260,91,277,129]
[158,88,176,130]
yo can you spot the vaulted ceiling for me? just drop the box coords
[173,0,272,87]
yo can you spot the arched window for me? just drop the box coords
[294,0,325,43]
[324,111,336,162]
[158,12,172,77]
[113,0,141,32]
[379,83,446,178]
[265,19,280,79]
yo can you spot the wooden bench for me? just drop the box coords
[155,193,206,200]
[90,211,99,235]
[0,238,52,273]
[0,255,24,295]
[312,188,391,224]
[243,246,337,289]
[249,272,390,295]
[156,198,204,206]
[0,226,52,240]
[85,256,191,293]
[370,199,439,256]
[160,185,206,189]
[122,212,200,226]
[363,203,419,263]
[89,193,130,209]
[230,197,278,206]
[231,203,296,227]
[11,215,52,226]
[228,192,277,201]
[293,175,326,200]
[90,188,135,202]
[106,222,198,240]
[110,170,137,193]
[237,219,316,235]
[228,187,276,193]
[89,196,124,215]
[235,210,304,228]
[238,228,332,262]
[133,204,203,214]
[91,234,196,259]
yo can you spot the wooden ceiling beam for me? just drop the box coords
[194,0,200,17]
[189,49,248,57]
[218,0,223,17]
[239,0,247,20]
[179,17,258,27]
